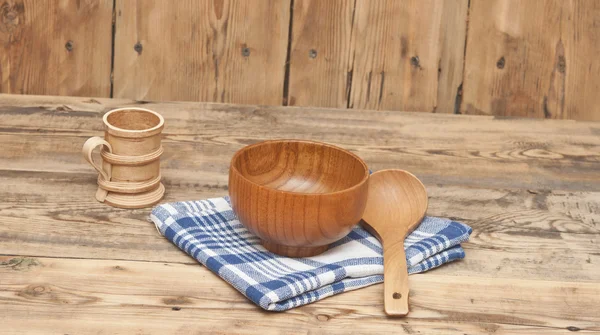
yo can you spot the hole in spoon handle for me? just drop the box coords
[383,240,410,316]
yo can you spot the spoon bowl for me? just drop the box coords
[361,169,428,316]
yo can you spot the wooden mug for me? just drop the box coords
[82,107,166,209]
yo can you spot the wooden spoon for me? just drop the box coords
[361,169,428,316]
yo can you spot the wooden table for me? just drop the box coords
[1,94,599,334]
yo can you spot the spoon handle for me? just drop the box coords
[383,239,410,316]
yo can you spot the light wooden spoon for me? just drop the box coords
[361,169,428,316]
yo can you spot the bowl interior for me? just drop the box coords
[232,141,368,194]
[106,109,161,131]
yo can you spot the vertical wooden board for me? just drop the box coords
[113,0,290,105]
[286,0,355,108]
[348,0,467,112]
[436,0,469,114]
[0,0,113,97]
[462,0,600,121]
[563,1,600,121]
[462,0,562,118]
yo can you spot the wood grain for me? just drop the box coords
[348,0,468,112]
[0,95,598,281]
[1,170,599,284]
[113,0,290,104]
[462,0,600,121]
[4,1,600,121]
[286,0,355,108]
[0,0,113,97]
[1,94,599,332]
[436,0,469,114]
[229,140,369,257]
[82,107,166,208]
[1,95,598,191]
[362,170,429,316]
[1,256,598,334]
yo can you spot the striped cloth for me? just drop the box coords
[151,196,472,311]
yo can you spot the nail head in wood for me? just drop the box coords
[410,56,420,68]
[134,42,143,55]
[497,57,505,69]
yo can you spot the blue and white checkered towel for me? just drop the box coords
[151,196,472,311]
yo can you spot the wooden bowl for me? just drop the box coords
[228,140,370,257]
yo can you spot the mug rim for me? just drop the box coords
[103,107,164,138]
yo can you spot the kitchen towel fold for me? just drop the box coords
[151,196,472,311]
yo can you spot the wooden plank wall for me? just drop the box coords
[113,0,290,105]
[0,0,113,96]
[1,0,599,121]
[462,0,600,121]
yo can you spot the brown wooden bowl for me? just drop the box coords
[228,140,370,257]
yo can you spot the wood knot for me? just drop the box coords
[566,326,581,332]
[316,314,330,321]
[83,98,101,104]
[19,284,50,298]
[113,265,125,271]
[55,105,73,112]
[0,2,23,34]
[1,257,41,271]
[496,56,505,69]
[557,56,566,73]
[163,296,192,305]
[400,36,408,57]
[171,306,181,311]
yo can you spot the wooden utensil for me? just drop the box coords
[361,169,428,316]
[229,140,370,257]
[82,107,166,209]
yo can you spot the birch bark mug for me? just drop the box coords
[82,107,165,209]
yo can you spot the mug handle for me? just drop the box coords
[82,136,113,182]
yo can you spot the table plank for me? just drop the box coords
[1,256,598,334]
[0,95,599,191]
[1,171,598,283]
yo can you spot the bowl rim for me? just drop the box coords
[230,139,370,196]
